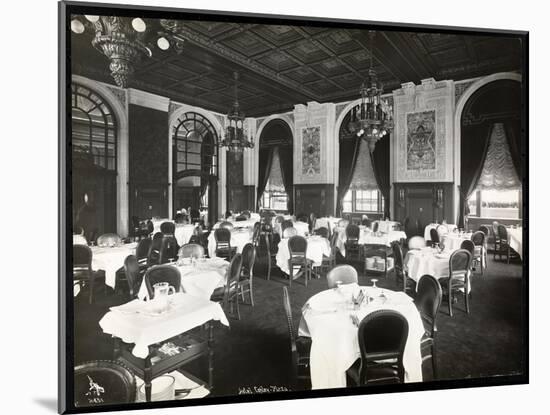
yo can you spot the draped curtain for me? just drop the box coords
[257,147,274,210]
[336,136,361,216]
[457,124,492,227]
[371,134,391,218]
[503,119,522,181]
[278,144,294,213]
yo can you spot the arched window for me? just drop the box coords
[71,83,117,170]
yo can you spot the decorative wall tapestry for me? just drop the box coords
[301,126,321,176]
[407,110,436,171]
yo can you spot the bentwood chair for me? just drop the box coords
[282,287,311,389]
[158,236,179,264]
[219,221,234,230]
[460,239,475,257]
[471,231,486,274]
[147,232,164,266]
[314,226,329,239]
[414,275,442,379]
[211,254,243,320]
[320,231,339,274]
[74,360,136,407]
[96,233,122,247]
[73,244,97,304]
[239,243,257,306]
[345,224,361,261]
[135,237,152,269]
[288,235,313,287]
[281,219,294,234]
[283,227,298,238]
[143,265,182,300]
[430,228,440,245]
[261,223,279,281]
[439,249,472,317]
[347,310,409,385]
[372,221,379,233]
[491,221,500,257]
[392,241,413,293]
[326,264,358,289]
[495,224,515,263]
[160,221,175,236]
[252,222,262,247]
[122,255,143,299]
[178,243,205,259]
[214,228,236,261]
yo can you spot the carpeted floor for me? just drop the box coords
[74,246,526,398]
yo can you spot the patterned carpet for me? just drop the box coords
[74,247,525,398]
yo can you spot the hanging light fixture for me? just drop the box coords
[70,15,182,88]
[348,31,394,152]
[221,72,254,152]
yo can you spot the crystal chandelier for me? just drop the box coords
[70,15,180,88]
[348,31,394,152]
[221,72,254,152]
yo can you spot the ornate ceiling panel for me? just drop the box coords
[71,16,523,117]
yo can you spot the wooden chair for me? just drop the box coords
[460,239,475,257]
[392,241,413,292]
[414,275,442,379]
[495,224,516,263]
[320,231,338,275]
[158,236,179,264]
[347,310,409,385]
[160,221,175,236]
[261,223,279,281]
[288,235,312,287]
[281,219,294,234]
[74,360,136,407]
[143,265,182,299]
[344,224,361,261]
[239,243,256,306]
[96,233,122,247]
[439,249,472,317]
[326,264,358,289]
[73,244,97,304]
[430,228,440,245]
[219,221,234,230]
[214,228,236,261]
[372,221,379,233]
[364,245,390,278]
[135,237,152,269]
[122,255,143,299]
[471,231,486,274]
[282,287,311,389]
[178,243,205,259]
[211,254,243,320]
[491,221,500,258]
[282,227,298,238]
[314,226,329,239]
[146,232,164,266]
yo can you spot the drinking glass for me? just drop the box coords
[371,279,378,288]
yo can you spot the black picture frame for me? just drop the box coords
[59,1,529,413]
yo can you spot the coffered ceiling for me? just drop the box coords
[71,17,523,117]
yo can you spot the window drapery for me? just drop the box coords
[278,145,294,213]
[349,139,379,191]
[337,136,361,215]
[256,147,274,210]
[371,134,391,218]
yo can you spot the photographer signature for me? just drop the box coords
[238,385,290,394]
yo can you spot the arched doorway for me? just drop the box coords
[71,82,118,241]
[458,79,522,227]
[172,112,219,225]
[257,119,294,212]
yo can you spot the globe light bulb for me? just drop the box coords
[131,17,146,32]
[157,37,170,50]
[84,15,99,23]
[71,19,85,34]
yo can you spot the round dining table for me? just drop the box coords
[335,227,407,256]
[207,228,254,258]
[174,224,197,246]
[276,235,331,275]
[91,242,138,289]
[298,284,424,389]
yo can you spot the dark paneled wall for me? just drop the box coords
[393,183,454,236]
[226,151,254,212]
[129,104,169,221]
[294,184,335,217]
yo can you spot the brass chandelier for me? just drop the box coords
[221,72,254,153]
[348,31,394,152]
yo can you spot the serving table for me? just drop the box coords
[91,242,138,289]
[99,293,229,402]
[298,284,423,389]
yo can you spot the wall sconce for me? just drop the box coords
[434,188,444,209]
[398,188,406,207]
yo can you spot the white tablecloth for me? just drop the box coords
[276,236,331,275]
[207,228,253,258]
[440,233,472,251]
[336,229,407,256]
[508,227,522,259]
[91,243,138,288]
[424,224,457,241]
[375,220,400,233]
[73,234,88,245]
[314,217,341,232]
[298,285,423,389]
[137,258,229,300]
[99,293,229,358]
[151,218,173,234]
[174,224,196,246]
[275,220,310,236]
[213,218,259,229]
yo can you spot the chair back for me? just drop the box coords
[136,238,152,262]
[160,221,175,235]
[178,243,205,259]
[479,225,490,237]
[147,232,164,265]
[283,227,298,238]
[275,215,285,224]
[282,286,299,378]
[415,275,442,337]
[357,310,409,384]
[288,235,308,259]
[471,231,485,247]
[338,219,349,228]
[73,244,92,271]
[159,236,178,264]
[362,218,372,228]
[346,224,360,241]
[391,241,406,290]
[241,243,256,277]
[219,221,234,230]
[144,265,181,299]
[314,227,329,239]
[326,265,358,289]
[123,255,142,297]
[214,228,232,248]
[372,221,379,233]
[497,224,509,241]
[408,236,426,250]
[222,253,243,306]
[430,228,440,244]
[281,219,294,233]
[460,239,475,256]
[252,222,262,245]
[96,233,122,247]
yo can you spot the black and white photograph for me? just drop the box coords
[58,0,529,413]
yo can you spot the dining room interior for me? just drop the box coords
[67,10,526,407]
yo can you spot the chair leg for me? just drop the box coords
[88,273,95,305]
[249,278,254,306]
[265,235,271,281]
[448,293,453,317]
[235,295,240,320]
[465,289,470,314]
[431,343,438,380]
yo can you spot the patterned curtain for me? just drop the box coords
[349,140,379,190]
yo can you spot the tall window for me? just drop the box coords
[261,148,289,211]
[468,189,521,219]
[342,189,385,214]
[71,83,117,170]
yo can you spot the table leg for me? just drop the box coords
[113,338,121,360]
[208,322,214,390]
[144,355,152,402]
